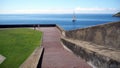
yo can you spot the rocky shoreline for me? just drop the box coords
[113,12,120,17]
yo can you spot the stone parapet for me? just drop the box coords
[65,21,120,50]
[61,37,120,68]
[56,25,66,36]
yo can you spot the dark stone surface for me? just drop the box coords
[65,21,120,50]
[0,24,56,28]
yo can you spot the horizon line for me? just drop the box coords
[0,12,115,14]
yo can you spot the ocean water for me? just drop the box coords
[0,14,120,30]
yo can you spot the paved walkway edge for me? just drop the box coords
[19,46,44,68]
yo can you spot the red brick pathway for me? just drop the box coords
[39,27,92,68]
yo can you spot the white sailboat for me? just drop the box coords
[72,11,76,22]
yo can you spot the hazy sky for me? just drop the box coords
[0,0,120,14]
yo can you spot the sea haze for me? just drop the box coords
[0,14,120,30]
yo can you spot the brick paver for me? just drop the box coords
[38,27,92,68]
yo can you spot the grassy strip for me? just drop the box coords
[0,28,42,68]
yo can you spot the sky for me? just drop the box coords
[0,0,120,14]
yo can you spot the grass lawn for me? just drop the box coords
[0,28,42,68]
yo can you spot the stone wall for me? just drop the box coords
[61,38,120,68]
[56,25,66,36]
[65,21,120,49]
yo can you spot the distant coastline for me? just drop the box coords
[114,12,120,17]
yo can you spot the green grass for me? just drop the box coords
[0,28,42,68]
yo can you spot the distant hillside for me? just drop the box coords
[114,12,120,17]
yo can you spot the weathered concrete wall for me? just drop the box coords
[66,21,120,49]
[61,38,120,68]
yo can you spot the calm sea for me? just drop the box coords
[0,14,120,30]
